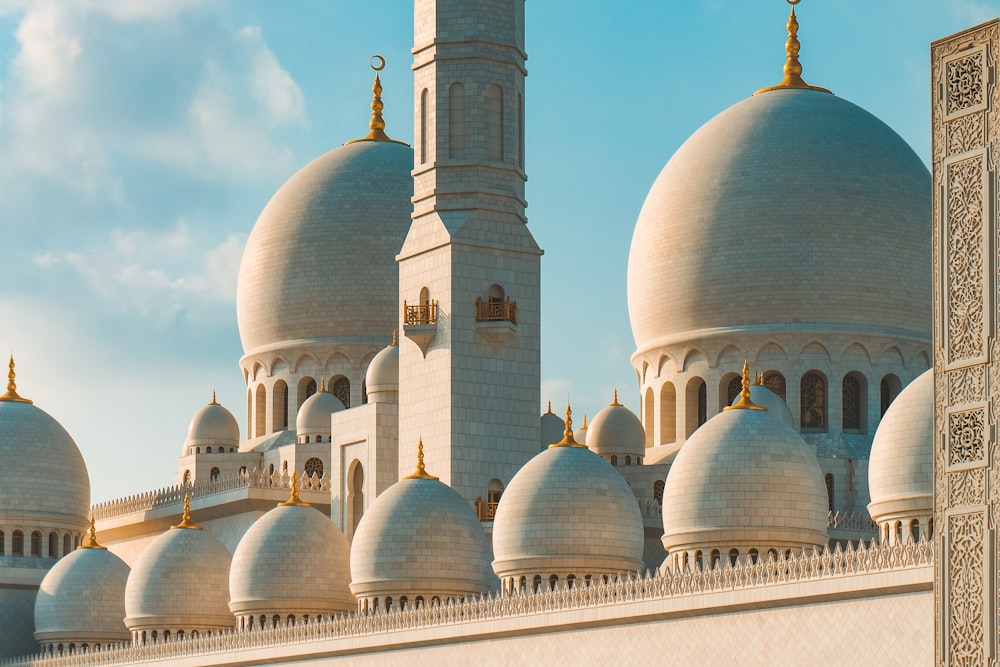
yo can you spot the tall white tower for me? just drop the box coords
[399,0,542,507]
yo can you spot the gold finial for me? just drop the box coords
[580,412,588,430]
[210,390,219,405]
[346,55,409,146]
[319,377,327,393]
[611,388,622,406]
[549,403,587,448]
[391,329,398,347]
[404,439,440,479]
[79,516,107,550]
[754,1,831,96]
[279,469,310,506]
[545,401,553,415]
[0,355,32,404]
[724,361,768,411]
[171,493,203,530]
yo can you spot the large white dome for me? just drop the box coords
[627,87,930,356]
[34,532,131,647]
[230,501,354,621]
[868,369,933,527]
[236,139,413,357]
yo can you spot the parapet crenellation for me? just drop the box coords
[0,536,934,666]
[90,469,332,522]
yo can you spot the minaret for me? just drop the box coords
[399,0,541,506]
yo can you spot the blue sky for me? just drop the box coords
[1,0,995,503]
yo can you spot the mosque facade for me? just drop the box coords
[0,0,986,665]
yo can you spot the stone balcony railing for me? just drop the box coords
[0,537,934,667]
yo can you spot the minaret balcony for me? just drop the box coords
[475,297,518,340]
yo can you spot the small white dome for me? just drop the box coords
[492,422,645,583]
[364,341,399,396]
[0,387,90,527]
[185,396,240,451]
[230,501,354,619]
[661,404,828,559]
[34,537,131,647]
[295,389,345,436]
[350,454,494,608]
[733,385,794,428]
[540,407,565,451]
[124,509,233,635]
[587,394,644,458]
[868,369,933,525]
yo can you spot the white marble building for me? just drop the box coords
[0,0,967,664]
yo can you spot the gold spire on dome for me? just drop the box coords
[545,401,553,415]
[611,388,622,406]
[580,413,588,429]
[346,55,409,146]
[391,329,398,347]
[210,390,219,405]
[170,493,203,530]
[404,439,439,480]
[79,516,107,550]
[278,469,310,506]
[319,378,327,393]
[754,1,832,96]
[724,361,768,411]
[549,404,587,448]
[0,355,32,404]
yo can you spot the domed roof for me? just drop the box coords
[868,369,933,523]
[661,389,828,554]
[350,445,495,601]
[230,481,354,617]
[493,411,645,579]
[34,522,131,645]
[734,384,794,428]
[296,384,345,435]
[236,138,413,357]
[0,360,89,525]
[587,391,644,457]
[539,403,565,452]
[627,87,930,355]
[364,336,399,395]
[185,394,239,450]
[124,498,233,632]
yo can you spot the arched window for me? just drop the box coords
[624,455,631,465]
[710,549,720,569]
[206,446,212,454]
[611,455,618,465]
[487,478,503,505]
[549,574,558,591]
[659,381,676,444]
[62,533,70,556]
[685,377,707,437]
[349,461,365,537]
[183,470,191,485]
[210,467,220,481]
[517,93,524,168]
[762,371,786,399]
[825,473,835,512]
[448,82,465,158]
[419,88,428,164]
[880,375,901,416]
[48,532,57,558]
[725,375,742,406]
[272,380,289,430]
[254,384,266,437]
[304,457,324,479]
[644,387,655,447]
[842,373,864,431]
[533,575,542,593]
[749,548,759,564]
[486,84,503,160]
[800,372,827,430]
[910,519,920,543]
[653,480,664,504]
[332,376,350,409]
[30,531,41,557]
[728,548,739,566]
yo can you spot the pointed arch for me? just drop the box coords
[659,381,676,444]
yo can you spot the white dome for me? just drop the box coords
[539,408,564,451]
[868,369,933,524]
[124,518,233,634]
[364,341,399,396]
[733,385,794,428]
[492,429,645,582]
[627,88,930,357]
[661,404,828,558]
[34,539,131,646]
[230,502,354,618]
[236,140,413,357]
[587,396,644,458]
[350,464,494,606]
[185,397,239,451]
[295,389,345,436]
[0,395,89,527]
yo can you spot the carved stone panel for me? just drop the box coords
[944,153,987,367]
[948,406,987,468]
[946,511,986,666]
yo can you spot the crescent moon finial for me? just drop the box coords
[370,54,386,72]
